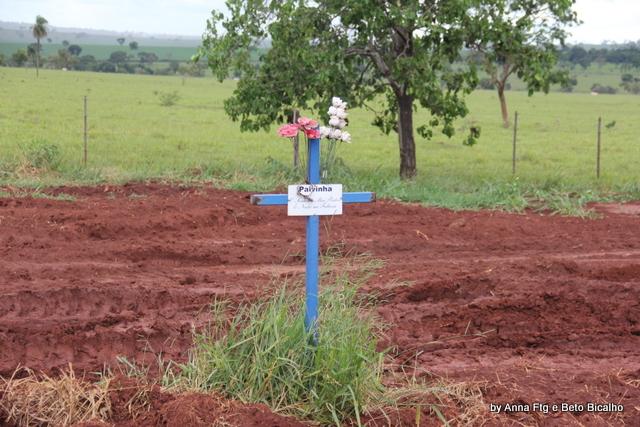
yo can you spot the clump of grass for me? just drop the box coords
[0,159,13,179]
[157,90,181,107]
[0,366,111,427]
[167,277,384,425]
[527,188,598,217]
[18,139,62,173]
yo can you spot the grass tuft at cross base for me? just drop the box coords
[166,275,385,425]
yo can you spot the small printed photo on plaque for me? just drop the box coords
[288,184,343,216]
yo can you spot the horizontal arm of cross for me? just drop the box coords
[250,192,375,206]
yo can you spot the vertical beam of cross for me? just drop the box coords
[250,135,375,340]
[304,136,321,332]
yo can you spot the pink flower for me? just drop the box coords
[304,128,320,139]
[278,123,301,138]
[297,117,318,128]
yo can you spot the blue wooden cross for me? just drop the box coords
[250,135,375,335]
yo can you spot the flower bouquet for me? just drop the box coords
[278,97,351,177]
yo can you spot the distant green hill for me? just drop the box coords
[0,20,200,47]
[0,42,198,61]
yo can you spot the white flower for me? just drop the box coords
[323,96,351,142]
[319,126,331,138]
[330,117,341,127]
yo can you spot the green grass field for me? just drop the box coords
[0,42,197,61]
[1,66,639,213]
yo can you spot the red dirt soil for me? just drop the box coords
[100,375,306,427]
[1,184,639,425]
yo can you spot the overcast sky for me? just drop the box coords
[1,0,638,43]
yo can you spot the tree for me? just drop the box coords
[109,50,129,72]
[77,54,97,71]
[621,74,640,94]
[0,53,5,66]
[137,51,158,64]
[566,46,591,69]
[12,49,29,67]
[201,0,488,179]
[468,0,578,128]
[129,41,139,50]
[52,48,75,69]
[178,61,205,78]
[201,0,578,178]
[168,60,180,74]
[559,75,578,92]
[62,40,70,48]
[27,43,40,68]
[31,15,48,77]
[117,37,126,46]
[96,61,117,73]
[68,44,82,56]
[109,51,128,63]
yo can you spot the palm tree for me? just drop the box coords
[31,15,48,77]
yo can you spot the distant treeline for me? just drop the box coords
[559,43,640,69]
[0,44,208,76]
[2,40,640,78]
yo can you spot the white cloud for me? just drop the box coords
[569,0,640,43]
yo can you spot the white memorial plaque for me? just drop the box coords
[287,184,343,216]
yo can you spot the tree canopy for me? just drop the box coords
[469,0,578,127]
[137,51,159,64]
[53,48,75,69]
[201,0,578,178]
[68,44,82,56]
[11,49,28,67]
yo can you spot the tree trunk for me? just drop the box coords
[397,92,416,179]
[36,39,40,77]
[497,85,509,128]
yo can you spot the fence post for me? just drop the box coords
[596,117,602,179]
[83,96,88,166]
[293,109,300,168]
[512,111,518,175]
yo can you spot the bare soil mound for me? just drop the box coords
[102,375,305,427]
[1,183,639,425]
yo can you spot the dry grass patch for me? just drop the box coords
[0,366,111,427]
[369,369,491,426]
